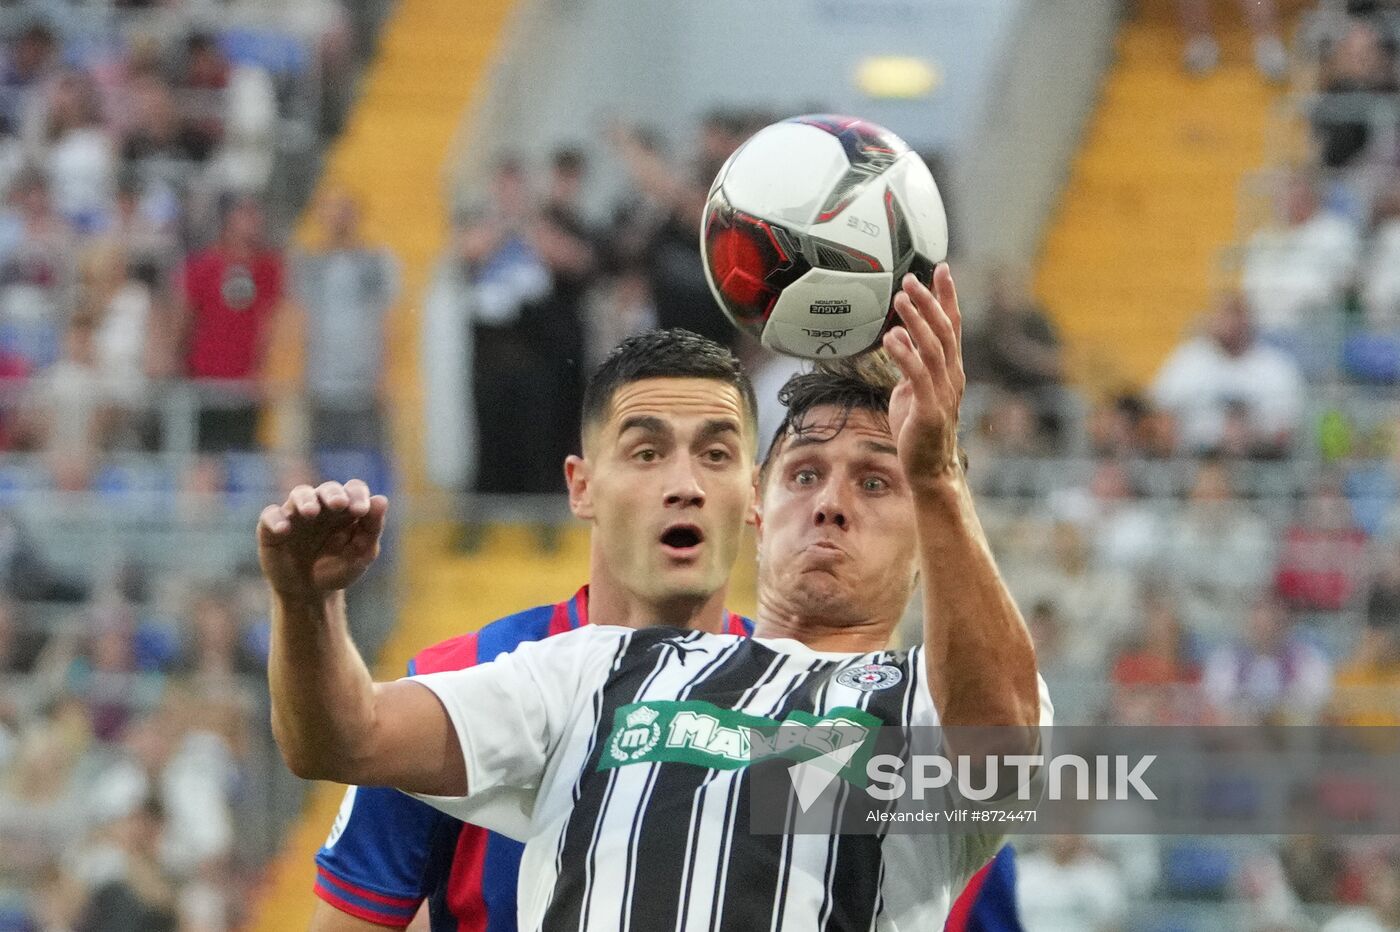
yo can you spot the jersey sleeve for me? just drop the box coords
[313,784,449,927]
[405,626,625,835]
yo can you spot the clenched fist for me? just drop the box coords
[257,479,388,601]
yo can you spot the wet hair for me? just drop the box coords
[580,329,757,444]
[759,351,966,484]
[759,353,901,485]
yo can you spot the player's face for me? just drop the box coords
[570,378,755,605]
[756,405,917,626]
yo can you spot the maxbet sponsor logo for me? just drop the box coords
[601,700,879,778]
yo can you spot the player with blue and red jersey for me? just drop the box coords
[312,586,752,929]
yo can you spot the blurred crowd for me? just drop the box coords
[0,556,270,931]
[960,3,1400,929]
[0,4,389,492]
[0,4,386,930]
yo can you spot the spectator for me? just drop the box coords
[185,586,263,686]
[1159,456,1276,627]
[610,121,735,347]
[966,390,1051,459]
[1322,856,1400,932]
[174,33,230,153]
[103,170,179,276]
[1280,835,1349,905]
[1006,520,1143,670]
[179,194,284,451]
[0,166,75,371]
[1312,19,1398,171]
[1203,595,1332,724]
[1051,458,1161,572]
[1365,538,1400,632]
[1111,590,1204,725]
[584,262,656,371]
[525,146,595,465]
[0,24,59,130]
[79,242,158,444]
[1151,293,1304,457]
[1361,180,1400,327]
[1022,599,1101,724]
[966,265,1063,386]
[209,61,278,196]
[121,66,216,166]
[1241,171,1360,338]
[89,697,239,878]
[25,69,115,232]
[459,156,555,494]
[1015,835,1129,932]
[292,189,397,452]
[963,266,1065,439]
[16,316,113,488]
[1276,472,1369,613]
[72,797,178,932]
[1087,393,1145,458]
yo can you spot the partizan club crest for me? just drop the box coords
[835,663,904,692]
[609,704,662,762]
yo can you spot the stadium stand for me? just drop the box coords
[0,2,397,928]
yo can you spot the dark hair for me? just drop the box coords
[493,154,525,178]
[551,146,587,176]
[758,353,901,484]
[581,329,757,441]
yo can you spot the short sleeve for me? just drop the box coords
[313,784,448,926]
[405,626,625,834]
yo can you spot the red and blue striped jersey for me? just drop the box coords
[945,846,1024,932]
[313,587,753,930]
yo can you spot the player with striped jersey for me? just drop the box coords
[311,588,753,928]
[266,268,1047,929]
[293,328,765,929]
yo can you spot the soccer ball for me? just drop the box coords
[701,115,948,359]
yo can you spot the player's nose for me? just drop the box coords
[813,484,850,529]
[662,458,705,508]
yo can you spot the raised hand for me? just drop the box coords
[881,265,966,483]
[257,479,388,600]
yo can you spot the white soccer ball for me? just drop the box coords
[701,115,949,360]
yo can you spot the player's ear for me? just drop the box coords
[748,467,762,531]
[565,455,594,520]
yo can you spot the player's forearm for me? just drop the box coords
[912,469,1039,731]
[268,590,380,782]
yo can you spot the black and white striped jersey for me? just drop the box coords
[409,624,1053,931]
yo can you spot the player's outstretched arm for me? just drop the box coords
[261,480,466,796]
[883,267,1041,736]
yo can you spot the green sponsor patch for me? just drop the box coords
[600,700,879,785]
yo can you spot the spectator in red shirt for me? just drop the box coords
[179,194,283,451]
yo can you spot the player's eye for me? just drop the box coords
[794,468,818,486]
[862,476,889,493]
[703,448,731,464]
[635,449,659,463]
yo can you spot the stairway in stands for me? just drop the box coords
[1034,0,1295,392]
[248,0,525,926]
